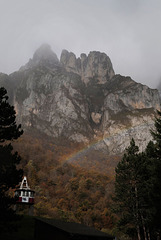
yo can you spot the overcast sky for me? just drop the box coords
[0,0,161,88]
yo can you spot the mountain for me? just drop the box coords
[0,44,160,157]
[1,44,161,227]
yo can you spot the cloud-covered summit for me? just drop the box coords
[0,0,161,88]
[20,44,59,70]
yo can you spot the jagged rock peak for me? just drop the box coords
[33,44,59,63]
[60,49,115,84]
[20,44,59,70]
[60,49,81,74]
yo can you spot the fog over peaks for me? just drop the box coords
[32,44,59,63]
[0,0,161,88]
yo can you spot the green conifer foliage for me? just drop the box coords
[150,110,161,236]
[114,139,154,240]
[0,87,23,232]
[0,87,23,142]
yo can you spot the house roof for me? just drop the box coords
[35,217,114,239]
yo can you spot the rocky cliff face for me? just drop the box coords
[0,44,160,155]
[60,50,115,84]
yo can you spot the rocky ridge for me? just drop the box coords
[60,49,115,84]
[0,44,160,155]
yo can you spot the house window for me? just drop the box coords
[30,192,34,197]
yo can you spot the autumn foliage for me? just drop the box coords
[13,131,116,231]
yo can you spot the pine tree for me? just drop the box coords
[149,110,161,237]
[0,87,23,232]
[114,139,154,240]
[0,87,23,142]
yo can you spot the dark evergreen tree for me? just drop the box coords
[144,140,157,239]
[0,87,23,142]
[150,110,161,237]
[114,139,154,240]
[0,87,23,232]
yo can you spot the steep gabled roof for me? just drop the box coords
[35,217,114,239]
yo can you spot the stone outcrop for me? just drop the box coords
[0,45,160,155]
[60,50,115,84]
[20,44,60,71]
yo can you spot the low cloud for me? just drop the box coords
[0,0,161,88]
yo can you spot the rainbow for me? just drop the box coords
[62,121,154,164]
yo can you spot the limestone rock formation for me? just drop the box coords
[60,50,115,84]
[0,45,160,155]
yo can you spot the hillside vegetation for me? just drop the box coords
[13,132,117,231]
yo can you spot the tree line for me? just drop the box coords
[113,111,161,240]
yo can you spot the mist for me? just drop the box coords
[0,0,161,88]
